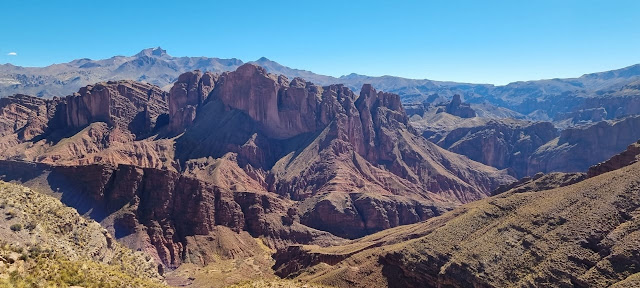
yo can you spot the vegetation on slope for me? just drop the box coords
[0,181,165,287]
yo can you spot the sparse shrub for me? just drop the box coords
[24,222,36,231]
[28,246,43,257]
[5,210,16,219]
[10,223,22,231]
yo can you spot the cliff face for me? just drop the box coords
[0,64,515,269]
[168,71,216,132]
[0,160,339,269]
[0,94,65,146]
[172,64,513,238]
[414,108,640,178]
[443,94,476,118]
[193,64,510,199]
[0,84,173,169]
[528,116,640,174]
[427,118,558,178]
[207,64,337,139]
[65,80,168,136]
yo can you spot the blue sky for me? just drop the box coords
[1,0,639,84]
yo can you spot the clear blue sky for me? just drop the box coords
[1,0,639,84]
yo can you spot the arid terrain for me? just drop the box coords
[272,141,640,287]
[1,49,640,287]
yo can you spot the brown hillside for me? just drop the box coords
[274,148,640,287]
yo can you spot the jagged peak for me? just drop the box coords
[135,47,168,58]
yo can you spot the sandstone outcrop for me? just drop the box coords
[415,113,558,178]
[0,94,65,144]
[180,64,514,237]
[0,160,340,269]
[65,80,168,136]
[442,94,476,118]
[528,115,640,174]
[210,64,325,139]
[0,89,174,169]
[413,109,640,178]
[0,65,515,271]
[168,71,216,132]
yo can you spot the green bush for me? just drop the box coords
[24,221,37,231]
[10,223,22,231]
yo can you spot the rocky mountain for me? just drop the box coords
[273,141,640,288]
[0,64,514,286]
[527,115,640,175]
[3,48,640,125]
[409,96,640,178]
[0,48,243,98]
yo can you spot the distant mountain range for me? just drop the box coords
[2,47,640,120]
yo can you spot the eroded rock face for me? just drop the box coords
[65,80,168,135]
[0,94,65,143]
[427,119,559,178]
[0,85,174,169]
[168,71,216,132]
[211,64,327,139]
[0,160,338,269]
[587,140,640,177]
[443,94,476,118]
[528,116,640,174]
[0,65,516,265]
[300,193,445,239]
[414,107,640,178]
[175,65,513,238]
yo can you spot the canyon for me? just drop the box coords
[0,64,518,285]
[1,51,640,287]
[272,141,640,287]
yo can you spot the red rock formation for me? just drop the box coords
[274,158,640,287]
[172,64,514,238]
[210,64,326,139]
[0,64,515,261]
[0,94,65,134]
[65,80,168,135]
[0,160,340,269]
[0,94,66,154]
[168,71,216,132]
[423,118,558,178]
